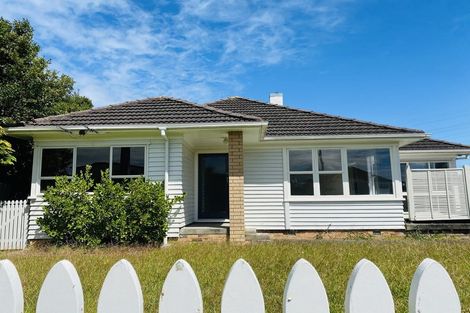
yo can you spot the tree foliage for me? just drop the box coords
[38,167,184,246]
[0,18,92,124]
[0,18,92,199]
[0,126,15,165]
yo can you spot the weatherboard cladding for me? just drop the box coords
[205,97,424,136]
[30,97,261,126]
[400,138,470,151]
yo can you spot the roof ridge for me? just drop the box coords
[207,96,425,134]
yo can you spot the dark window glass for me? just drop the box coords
[348,149,393,195]
[76,147,110,183]
[290,174,314,195]
[320,174,343,195]
[289,150,312,171]
[318,149,342,171]
[410,162,428,169]
[111,178,130,186]
[40,179,56,192]
[400,163,407,192]
[112,147,145,175]
[41,148,73,177]
[431,162,449,169]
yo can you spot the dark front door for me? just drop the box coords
[198,153,229,219]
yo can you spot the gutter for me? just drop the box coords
[159,127,169,195]
[159,127,169,247]
[7,121,268,133]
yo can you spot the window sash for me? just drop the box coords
[38,145,146,193]
[288,148,348,197]
[288,147,394,198]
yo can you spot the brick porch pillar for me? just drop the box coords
[228,131,245,242]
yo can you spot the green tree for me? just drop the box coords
[0,18,92,199]
[0,18,92,123]
[0,126,15,165]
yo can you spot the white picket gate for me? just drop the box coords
[0,257,462,313]
[0,200,28,250]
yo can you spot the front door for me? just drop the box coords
[198,153,229,219]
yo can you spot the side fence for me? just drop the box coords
[0,257,461,313]
[0,200,28,250]
[407,165,470,221]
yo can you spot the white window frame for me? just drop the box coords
[288,149,315,196]
[37,145,147,194]
[287,148,349,198]
[346,147,395,196]
[317,148,346,196]
[286,146,398,201]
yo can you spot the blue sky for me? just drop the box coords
[2,1,470,154]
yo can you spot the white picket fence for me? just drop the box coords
[0,200,28,250]
[0,257,462,313]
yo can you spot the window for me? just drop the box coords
[38,146,145,192]
[112,147,145,176]
[318,149,343,195]
[76,147,110,183]
[348,149,393,195]
[40,148,73,191]
[289,150,314,195]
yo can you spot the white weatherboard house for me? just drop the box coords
[7,94,470,241]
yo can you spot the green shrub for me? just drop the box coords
[38,166,183,246]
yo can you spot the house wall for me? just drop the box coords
[244,147,286,229]
[243,143,405,231]
[28,135,186,240]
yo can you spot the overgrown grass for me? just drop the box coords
[1,238,470,313]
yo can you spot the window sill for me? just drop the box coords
[286,195,404,202]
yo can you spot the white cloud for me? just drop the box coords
[1,0,352,106]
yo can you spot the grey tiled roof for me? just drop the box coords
[30,97,262,126]
[400,138,470,151]
[206,97,425,136]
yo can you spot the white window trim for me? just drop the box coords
[36,145,147,195]
[286,146,398,201]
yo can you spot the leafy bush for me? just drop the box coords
[38,166,183,246]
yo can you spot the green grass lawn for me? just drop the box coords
[1,238,470,313]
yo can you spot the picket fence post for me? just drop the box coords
[97,259,144,313]
[409,258,461,313]
[221,258,265,313]
[0,259,24,313]
[159,259,203,313]
[36,260,84,313]
[345,259,394,313]
[0,257,463,312]
[283,258,329,313]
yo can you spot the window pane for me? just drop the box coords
[41,148,73,177]
[289,150,312,171]
[290,174,313,195]
[400,163,407,192]
[76,147,110,182]
[318,149,342,171]
[431,162,449,169]
[40,179,56,192]
[112,147,145,175]
[320,174,343,195]
[410,162,428,169]
[348,149,393,195]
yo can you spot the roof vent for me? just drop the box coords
[269,92,283,106]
